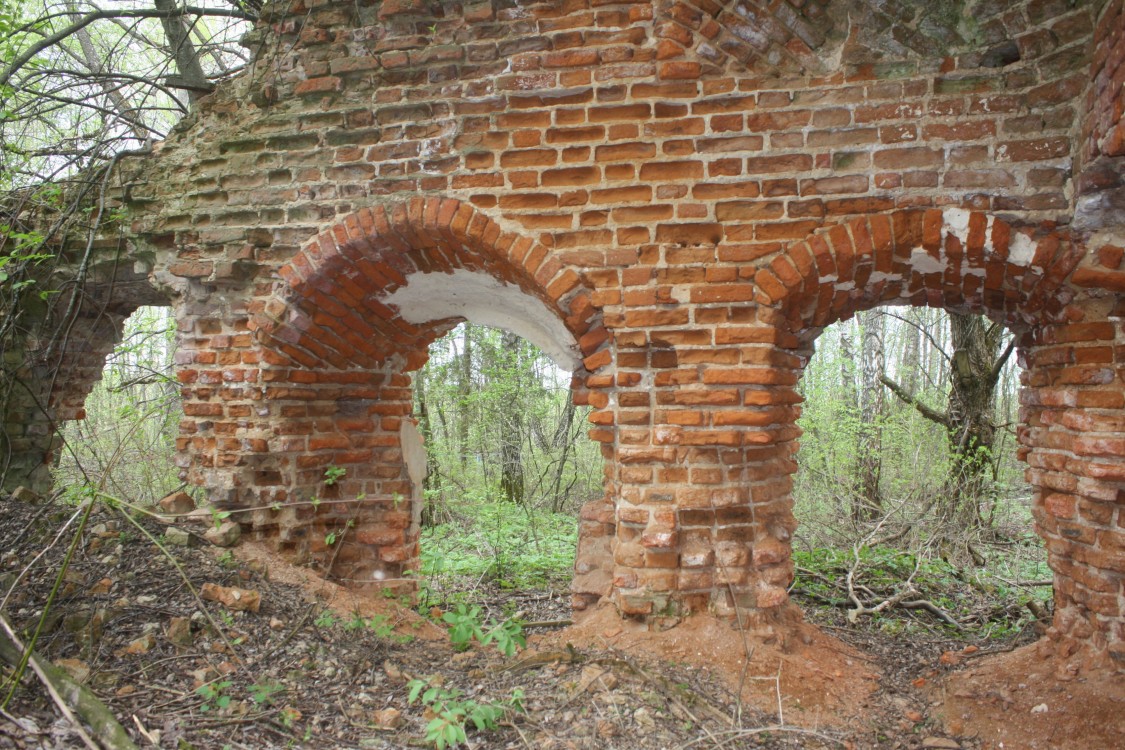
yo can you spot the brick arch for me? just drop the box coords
[209,197,615,588]
[255,196,606,374]
[657,0,832,76]
[2,262,168,493]
[752,208,1083,336]
[745,209,1125,664]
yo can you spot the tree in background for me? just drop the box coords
[1,1,254,493]
[855,309,886,522]
[880,312,1016,532]
[53,305,181,502]
[413,324,603,522]
[797,308,1025,554]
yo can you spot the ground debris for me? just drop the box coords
[0,497,1118,749]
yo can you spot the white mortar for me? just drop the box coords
[381,268,581,370]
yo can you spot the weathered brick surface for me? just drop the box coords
[5,0,1122,666]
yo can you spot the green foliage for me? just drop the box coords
[323,465,346,486]
[195,680,233,712]
[248,681,286,706]
[313,609,412,643]
[415,323,603,518]
[442,604,485,651]
[53,306,181,505]
[421,495,577,590]
[794,310,1029,550]
[407,678,524,749]
[441,603,525,656]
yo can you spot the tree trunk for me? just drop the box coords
[498,329,525,504]
[549,396,577,512]
[152,0,213,102]
[855,310,885,522]
[900,308,921,394]
[944,313,1004,527]
[413,369,443,526]
[457,323,473,471]
[880,312,1015,533]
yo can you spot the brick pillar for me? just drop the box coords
[2,300,136,494]
[592,307,804,632]
[178,297,423,583]
[0,330,57,493]
[1022,298,1125,666]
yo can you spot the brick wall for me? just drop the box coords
[6,0,1112,665]
[1,253,165,493]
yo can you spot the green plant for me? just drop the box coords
[210,508,231,529]
[325,531,338,546]
[314,610,336,628]
[441,604,525,657]
[484,617,526,657]
[248,681,286,706]
[367,614,394,638]
[420,497,579,592]
[407,678,523,749]
[217,550,235,568]
[442,604,484,651]
[323,466,346,486]
[196,680,233,712]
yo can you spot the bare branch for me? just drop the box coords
[0,6,254,89]
[986,336,1018,388]
[879,374,951,428]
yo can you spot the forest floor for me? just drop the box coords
[0,494,1121,750]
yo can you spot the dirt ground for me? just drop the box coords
[0,496,1121,749]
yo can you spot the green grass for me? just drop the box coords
[420,496,577,591]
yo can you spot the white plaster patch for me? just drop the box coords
[1008,231,1037,266]
[670,284,691,303]
[942,207,972,243]
[382,268,580,370]
[909,248,946,274]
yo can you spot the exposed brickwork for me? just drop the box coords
[1,254,165,491]
[1075,0,1125,233]
[4,0,1123,667]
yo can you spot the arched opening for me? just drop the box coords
[53,305,181,505]
[0,256,170,496]
[204,198,614,603]
[409,321,605,608]
[749,207,1123,662]
[792,307,1052,637]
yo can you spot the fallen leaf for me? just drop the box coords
[200,582,260,612]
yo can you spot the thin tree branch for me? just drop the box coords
[0,6,254,89]
[881,310,952,364]
[879,374,950,428]
[986,336,1018,388]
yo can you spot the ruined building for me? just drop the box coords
[3,0,1123,669]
